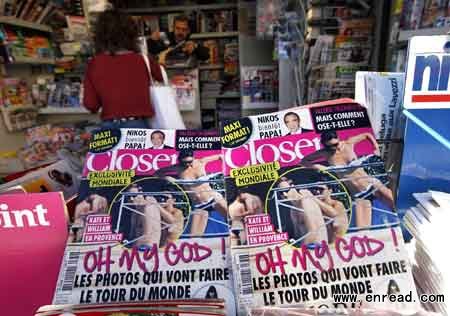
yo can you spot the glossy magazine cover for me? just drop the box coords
[219,99,418,314]
[52,128,236,316]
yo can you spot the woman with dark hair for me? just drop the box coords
[83,9,163,129]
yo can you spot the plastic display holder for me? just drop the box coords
[396,35,450,217]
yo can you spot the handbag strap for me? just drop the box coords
[141,54,155,85]
[160,65,169,86]
[142,54,169,86]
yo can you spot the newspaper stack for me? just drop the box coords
[403,191,449,315]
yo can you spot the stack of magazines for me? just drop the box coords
[49,100,420,316]
[36,299,225,315]
[249,306,439,316]
[403,191,449,316]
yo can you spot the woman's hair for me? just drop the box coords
[94,9,139,54]
[320,130,338,146]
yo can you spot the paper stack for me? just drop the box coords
[404,191,449,315]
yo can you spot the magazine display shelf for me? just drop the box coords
[167,64,225,70]
[398,27,450,42]
[0,19,95,153]
[0,16,52,32]
[38,107,91,115]
[124,3,237,14]
[11,56,55,65]
[190,31,239,39]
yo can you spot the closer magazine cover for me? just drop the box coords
[219,99,418,315]
[52,128,236,316]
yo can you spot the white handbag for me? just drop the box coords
[141,54,186,129]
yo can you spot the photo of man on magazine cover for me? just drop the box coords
[155,150,229,237]
[277,176,349,244]
[149,130,174,149]
[301,130,395,228]
[71,178,189,247]
[283,111,313,135]
[267,168,351,247]
[125,183,185,248]
[110,178,190,249]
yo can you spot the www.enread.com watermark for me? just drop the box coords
[333,292,445,305]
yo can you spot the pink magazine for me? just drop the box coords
[0,192,69,316]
